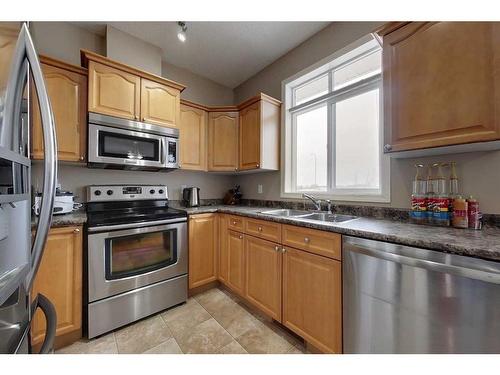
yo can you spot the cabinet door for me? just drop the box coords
[282,247,342,353]
[244,236,282,320]
[140,78,180,127]
[32,63,87,162]
[383,22,500,152]
[188,214,218,289]
[218,214,229,285]
[239,101,261,170]
[179,104,207,170]
[31,226,83,349]
[227,230,245,295]
[88,61,140,120]
[207,111,239,171]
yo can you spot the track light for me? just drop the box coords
[177,22,187,42]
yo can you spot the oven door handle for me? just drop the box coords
[87,217,187,233]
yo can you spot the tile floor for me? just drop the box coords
[57,286,310,354]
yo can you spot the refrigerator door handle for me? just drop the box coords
[6,24,58,290]
[30,293,57,354]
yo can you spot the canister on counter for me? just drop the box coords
[452,196,468,228]
[467,196,481,229]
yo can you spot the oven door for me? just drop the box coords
[88,124,166,169]
[87,220,187,302]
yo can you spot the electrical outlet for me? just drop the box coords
[257,184,263,194]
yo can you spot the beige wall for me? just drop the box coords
[233,21,500,214]
[106,26,163,76]
[162,61,234,105]
[30,22,105,65]
[31,163,236,202]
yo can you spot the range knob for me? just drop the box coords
[150,189,156,194]
[158,189,164,194]
[106,190,113,196]
[94,190,101,196]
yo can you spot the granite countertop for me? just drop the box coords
[31,210,87,229]
[181,205,500,262]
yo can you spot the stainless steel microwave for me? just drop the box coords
[88,113,179,171]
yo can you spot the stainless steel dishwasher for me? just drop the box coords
[343,236,500,353]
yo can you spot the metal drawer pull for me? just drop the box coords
[281,247,286,253]
[232,221,237,225]
[239,235,243,239]
[74,228,80,233]
[258,226,262,231]
[304,237,310,243]
[274,245,280,252]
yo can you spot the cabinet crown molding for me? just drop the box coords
[180,92,281,113]
[81,49,186,92]
[39,54,88,76]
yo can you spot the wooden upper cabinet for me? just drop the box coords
[381,22,500,152]
[244,236,282,321]
[32,58,87,162]
[208,111,239,171]
[31,226,83,350]
[82,50,186,125]
[141,78,180,127]
[227,230,245,295]
[239,102,260,170]
[282,247,342,354]
[88,61,140,120]
[239,95,280,171]
[188,214,218,289]
[179,103,208,171]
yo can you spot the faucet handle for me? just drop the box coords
[326,199,332,213]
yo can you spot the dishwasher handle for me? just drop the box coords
[343,237,500,284]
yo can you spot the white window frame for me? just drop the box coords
[281,34,390,203]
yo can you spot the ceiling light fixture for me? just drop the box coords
[177,22,187,42]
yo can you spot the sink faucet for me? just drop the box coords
[302,193,322,211]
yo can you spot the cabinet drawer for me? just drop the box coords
[245,218,281,243]
[282,224,341,261]
[227,215,244,231]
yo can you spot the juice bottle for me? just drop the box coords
[426,164,436,224]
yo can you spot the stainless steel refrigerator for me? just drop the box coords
[0,22,58,354]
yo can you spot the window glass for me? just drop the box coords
[294,74,329,106]
[295,105,328,191]
[333,50,381,90]
[335,88,380,189]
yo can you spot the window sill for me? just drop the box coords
[280,191,391,204]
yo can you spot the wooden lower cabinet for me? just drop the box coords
[226,230,245,295]
[188,214,218,289]
[218,214,229,284]
[282,247,342,353]
[31,226,83,350]
[244,236,282,321]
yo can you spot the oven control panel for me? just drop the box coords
[87,185,168,202]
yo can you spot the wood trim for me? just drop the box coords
[81,49,186,92]
[375,22,411,36]
[181,93,281,114]
[39,55,88,76]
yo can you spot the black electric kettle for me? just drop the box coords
[183,187,200,207]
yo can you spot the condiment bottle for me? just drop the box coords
[452,196,468,228]
[467,196,480,229]
[433,163,450,226]
[410,164,427,224]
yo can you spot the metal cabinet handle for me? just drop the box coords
[274,245,280,252]
[239,235,243,239]
[304,237,310,243]
[383,144,392,152]
[256,163,259,168]
[258,226,262,231]
[281,247,286,253]
[74,228,80,233]
[232,221,237,225]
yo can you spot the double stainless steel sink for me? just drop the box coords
[259,209,358,223]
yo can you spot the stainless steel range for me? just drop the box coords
[85,184,187,338]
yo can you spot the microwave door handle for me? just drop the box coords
[160,137,166,166]
[18,24,58,290]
